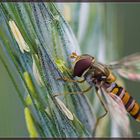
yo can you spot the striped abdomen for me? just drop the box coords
[104,82,140,121]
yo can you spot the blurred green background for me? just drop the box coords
[0,3,140,137]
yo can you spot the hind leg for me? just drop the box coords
[92,87,108,136]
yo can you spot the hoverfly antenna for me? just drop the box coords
[70,52,78,59]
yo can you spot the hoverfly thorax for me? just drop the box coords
[70,52,95,77]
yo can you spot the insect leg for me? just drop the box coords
[53,86,92,98]
[93,87,108,136]
[81,86,92,94]
[57,77,85,83]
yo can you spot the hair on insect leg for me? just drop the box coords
[92,87,108,136]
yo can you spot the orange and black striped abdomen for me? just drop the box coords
[105,82,140,121]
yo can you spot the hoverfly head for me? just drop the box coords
[70,52,95,77]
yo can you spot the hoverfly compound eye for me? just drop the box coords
[72,54,95,77]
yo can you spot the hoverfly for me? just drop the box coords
[58,52,140,126]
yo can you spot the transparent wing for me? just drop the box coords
[100,88,132,137]
[107,53,140,81]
